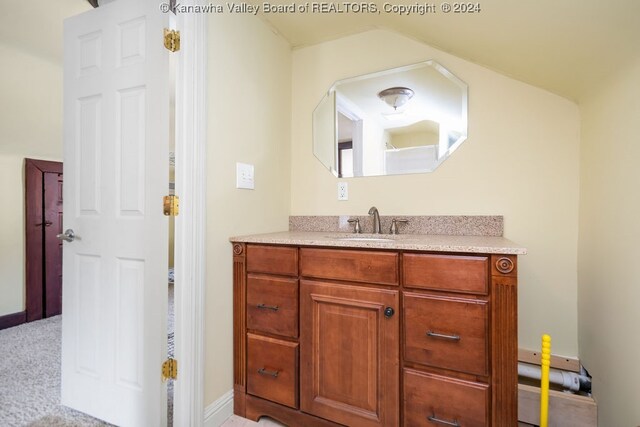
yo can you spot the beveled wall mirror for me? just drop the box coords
[313,60,468,177]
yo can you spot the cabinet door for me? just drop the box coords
[300,280,399,427]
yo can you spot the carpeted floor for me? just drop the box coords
[0,316,112,427]
[0,284,175,427]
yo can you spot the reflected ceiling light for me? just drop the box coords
[377,87,414,110]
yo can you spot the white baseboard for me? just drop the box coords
[204,389,234,427]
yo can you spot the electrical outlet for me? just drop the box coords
[236,162,255,189]
[337,182,348,200]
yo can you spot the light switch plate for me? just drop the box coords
[338,182,348,200]
[236,162,255,189]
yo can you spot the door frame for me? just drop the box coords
[172,4,207,426]
[24,158,63,323]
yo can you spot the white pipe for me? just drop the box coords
[518,362,591,392]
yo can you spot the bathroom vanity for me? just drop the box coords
[230,230,525,427]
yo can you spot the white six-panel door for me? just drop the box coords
[62,1,170,425]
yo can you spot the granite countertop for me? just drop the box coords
[230,231,527,255]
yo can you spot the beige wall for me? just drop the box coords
[204,13,292,405]
[291,30,581,356]
[0,155,27,315]
[0,43,65,159]
[0,43,64,317]
[578,58,640,426]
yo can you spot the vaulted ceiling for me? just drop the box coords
[251,0,640,101]
[2,0,638,102]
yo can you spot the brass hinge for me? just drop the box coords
[163,195,179,216]
[164,28,180,52]
[162,358,178,381]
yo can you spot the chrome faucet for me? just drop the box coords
[368,206,382,234]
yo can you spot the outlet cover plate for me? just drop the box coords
[236,162,255,189]
[338,182,348,200]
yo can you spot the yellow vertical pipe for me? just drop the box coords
[540,334,552,427]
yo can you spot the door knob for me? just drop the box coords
[56,229,75,242]
[384,307,395,318]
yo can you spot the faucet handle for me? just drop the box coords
[347,218,361,234]
[389,218,408,235]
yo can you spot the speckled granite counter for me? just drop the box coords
[289,215,504,236]
[230,231,526,255]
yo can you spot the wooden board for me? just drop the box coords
[518,384,597,427]
[518,348,581,373]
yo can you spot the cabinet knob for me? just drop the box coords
[384,307,395,318]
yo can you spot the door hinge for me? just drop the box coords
[163,195,179,216]
[162,358,178,381]
[164,28,180,52]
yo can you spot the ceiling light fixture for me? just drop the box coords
[377,87,414,110]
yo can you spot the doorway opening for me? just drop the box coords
[167,151,176,425]
[0,2,207,425]
[336,105,364,177]
[166,34,178,423]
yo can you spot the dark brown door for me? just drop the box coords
[44,172,63,317]
[300,279,399,427]
[25,158,63,321]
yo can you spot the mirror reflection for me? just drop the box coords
[313,60,468,177]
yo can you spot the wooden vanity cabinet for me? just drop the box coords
[232,243,518,427]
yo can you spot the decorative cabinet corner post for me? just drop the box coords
[490,255,518,426]
[232,243,247,416]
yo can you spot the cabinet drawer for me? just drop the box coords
[404,292,488,376]
[247,275,298,338]
[300,248,398,286]
[247,333,298,409]
[247,245,298,276]
[403,253,488,294]
[404,368,488,427]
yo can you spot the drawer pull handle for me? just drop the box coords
[426,331,461,341]
[427,414,460,426]
[257,368,279,378]
[256,304,279,312]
